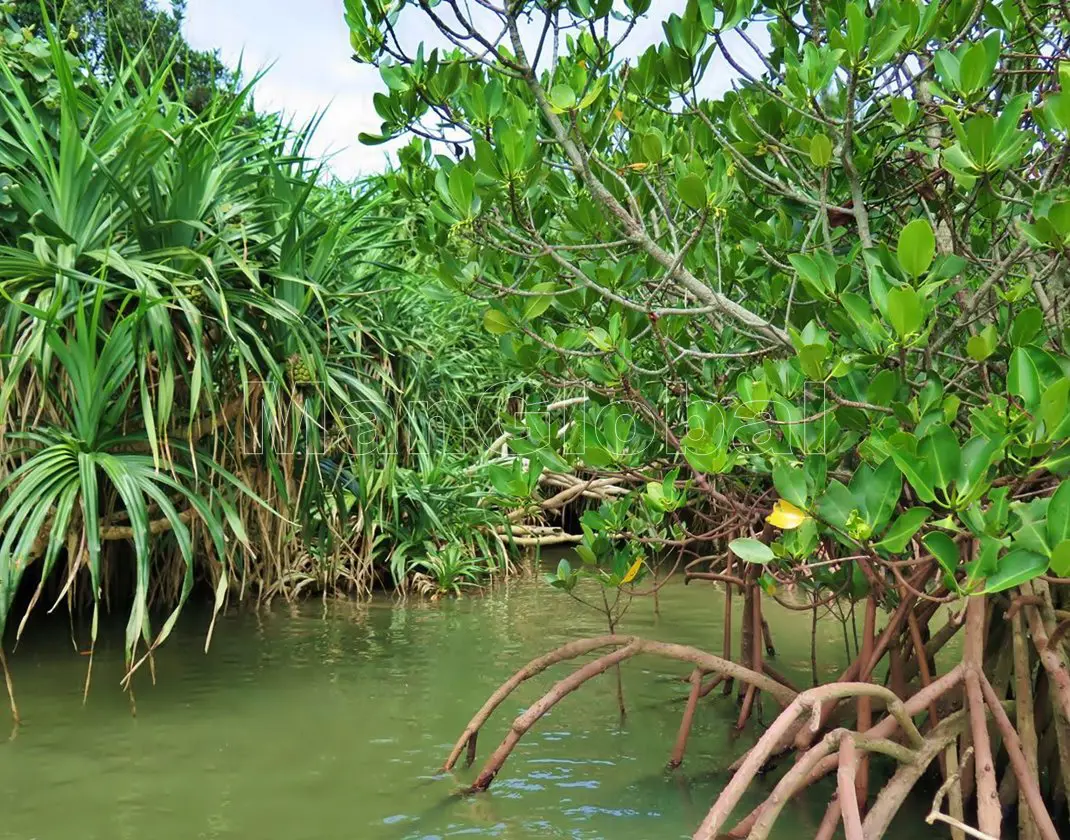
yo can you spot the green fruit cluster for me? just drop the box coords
[286,353,314,385]
[185,285,208,309]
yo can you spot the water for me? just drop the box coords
[0,576,933,839]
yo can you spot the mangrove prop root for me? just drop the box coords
[761,618,775,658]
[965,596,1002,837]
[1012,609,1042,840]
[862,710,970,838]
[945,740,968,840]
[856,594,877,811]
[669,668,703,769]
[724,665,965,839]
[693,681,926,840]
[457,636,795,792]
[928,745,997,840]
[442,634,627,771]
[814,798,842,840]
[979,671,1060,840]
[837,737,864,840]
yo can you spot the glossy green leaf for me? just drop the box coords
[886,286,923,339]
[773,463,808,509]
[897,219,936,278]
[810,133,832,167]
[874,507,931,553]
[549,84,577,111]
[729,537,775,564]
[677,173,707,209]
[983,549,1049,593]
[923,531,960,579]
[1008,347,1041,409]
[1047,480,1070,548]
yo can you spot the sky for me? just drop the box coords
[183,1,762,181]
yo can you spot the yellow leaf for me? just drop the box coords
[621,558,644,584]
[766,499,808,530]
[613,107,624,121]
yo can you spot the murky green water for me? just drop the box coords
[0,576,932,839]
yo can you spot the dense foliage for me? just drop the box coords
[347,0,1070,837]
[9,0,228,93]
[0,8,517,682]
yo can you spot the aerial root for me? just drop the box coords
[443,634,794,789]
[444,592,1068,840]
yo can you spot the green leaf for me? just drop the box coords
[867,369,900,406]
[549,84,577,111]
[983,549,1049,593]
[729,537,774,564]
[809,133,832,167]
[923,531,960,579]
[888,432,936,502]
[966,324,998,361]
[773,463,808,509]
[677,173,707,210]
[933,50,960,90]
[958,42,991,94]
[1008,346,1041,410]
[1010,307,1043,347]
[816,479,857,529]
[642,131,664,162]
[886,285,923,339]
[1050,540,1070,577]
[897,219,936,278]
[875,507,931,553]
[1042,378,1070,440]
[523,282,557,320]
[919,424,961,493]
[1047,480,1070,549]
[860,458,902,533]
[483,309,513,335]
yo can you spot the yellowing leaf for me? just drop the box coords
[621,558,644,584]
[767,499,809,530]
[613,108,624,121]
[620,162,648,172]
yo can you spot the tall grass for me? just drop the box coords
[0,10,517,681]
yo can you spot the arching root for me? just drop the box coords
[445,634,794,790]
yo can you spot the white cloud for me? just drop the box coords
[182,2,766,180]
